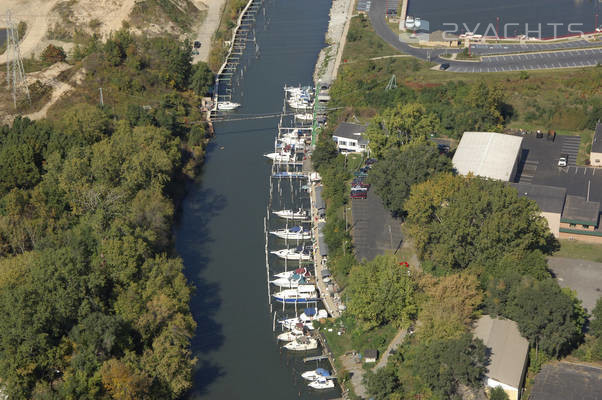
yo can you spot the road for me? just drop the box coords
[367,0,602,72]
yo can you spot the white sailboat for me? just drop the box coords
[269,226,311,240]
[270,273,309,288]
[272,284,320,303]
[273,267,311,279]
[217,101,240,111]
[264,152,295,162]
[279,308,328,330]
[295,113,313,121]
[283,336,318,351]
[271,246,312,261]
[273,209,308,220]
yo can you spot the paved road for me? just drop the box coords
[548,257,602,313]
[367,0,602,72]
[530,362,602,400]
[351,190,403,262]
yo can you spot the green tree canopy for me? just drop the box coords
[369,141,452,216]
[347,255,418,329]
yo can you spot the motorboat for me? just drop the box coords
[277,329,304,342]
[288,99,313,110]
[308,377,335,389]
[273,209,308,220]
[270,273,309,288]
[269,226,311,240]
[271,245,312,261]
[272,285,320,303]
[302,368,331,381]
[217,101,240,111]
[283,336,318,351]
[405,16,415,30]
[414,17,421,29]
[274,267,311,279]
[295,113,313,121]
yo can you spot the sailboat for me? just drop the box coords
[273,267,311,279]
[270,273,308,288]
[271,245,312,261]
[269,226,311,240]
[272,284,320,303]
[217,101,240,111]
[272,209,308,220]
[279,308,328,330]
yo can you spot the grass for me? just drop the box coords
[342,15,399,63]
[554,239,602,263]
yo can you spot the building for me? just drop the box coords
[363,349,378,363]
[453,132,523,181]
[590,121,602,167]
[473,315,529,400]
[332,122,368,154]
[512,183,567,237]
[559,195,601,243]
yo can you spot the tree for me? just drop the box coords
[365,103,439,158]
[40,44,66,63]
[405,175,556,275]
[506,279,586,357]
[489,386,509,400]
[417,272,483,341]
[57,104,111,146]
[407,333,488,398]
[311,132,338,171]
[369,141,452,216]
[189,63,214,96]
[347,255,417,329]
[590,297,602,339]
[364,366,402,400]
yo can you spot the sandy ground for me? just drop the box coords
[23,62,78,120]
[191,0,227,63]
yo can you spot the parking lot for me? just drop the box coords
[514,134,602,204]
[470,39,602,55]
[530,362,602,400]
[351,191,403,262]
[447,48,602,72]
[548,257,602,313]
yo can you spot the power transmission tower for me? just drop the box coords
[385,74,397,91]
[5,10,30,108]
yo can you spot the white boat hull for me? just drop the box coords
[270,231,312,240]
[308,379,334,389]
[284,338,318,351]
[273,210,308,220]
[271,249,312,261]
[270,277,303,288]
[217,101,240,111]
[277,330,303,342]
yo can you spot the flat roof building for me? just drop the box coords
[474,315,529,400]
[332,122,368,154]
[453,132,523,182]
[511,183,567,237]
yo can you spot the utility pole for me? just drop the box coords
[99,88,104,106]
[5,10,30,108]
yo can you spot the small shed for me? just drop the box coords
[364,349,378,363]
[315,185,326,218]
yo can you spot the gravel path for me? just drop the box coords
[191,0,226,63]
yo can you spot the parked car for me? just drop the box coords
[350,190,367,199]
[558,154,568,167]
[194,41,201,48]
[365,158,377,165]
[536,130,544,138]
[439,63,450,70]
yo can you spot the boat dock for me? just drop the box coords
[400,0,409,23]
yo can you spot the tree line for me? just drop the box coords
[0,32,213,399]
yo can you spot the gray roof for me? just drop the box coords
[592,121,602,154]
[317,222,328,256]
[511,183,566,214]
[315,185,326,210]
[561,195,600,226]
[364,349,378,359]
[453,132,523,181]
[473,315,529,389]
[333,122,367,141]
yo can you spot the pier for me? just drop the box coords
[400,0,408,25]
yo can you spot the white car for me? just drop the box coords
[558,156,567,167]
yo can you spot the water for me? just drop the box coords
[174,0,337,398]
[409,0,600,38]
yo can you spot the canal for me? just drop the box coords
[175,0,335,398]
[409,0,600,37]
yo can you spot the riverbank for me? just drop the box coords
[313,0,355,83]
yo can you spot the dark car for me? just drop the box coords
[365,158,377,165]
[536,130,544,138]
[350,190,367,199]
[193,41,201,48]
[439,63,450,70]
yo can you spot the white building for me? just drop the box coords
[452,132,523,181]
[474,315,529,400]
[332,122,368,154]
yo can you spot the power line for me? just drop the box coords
[5,10,30,108]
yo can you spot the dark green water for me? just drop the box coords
[175,0,335,398]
